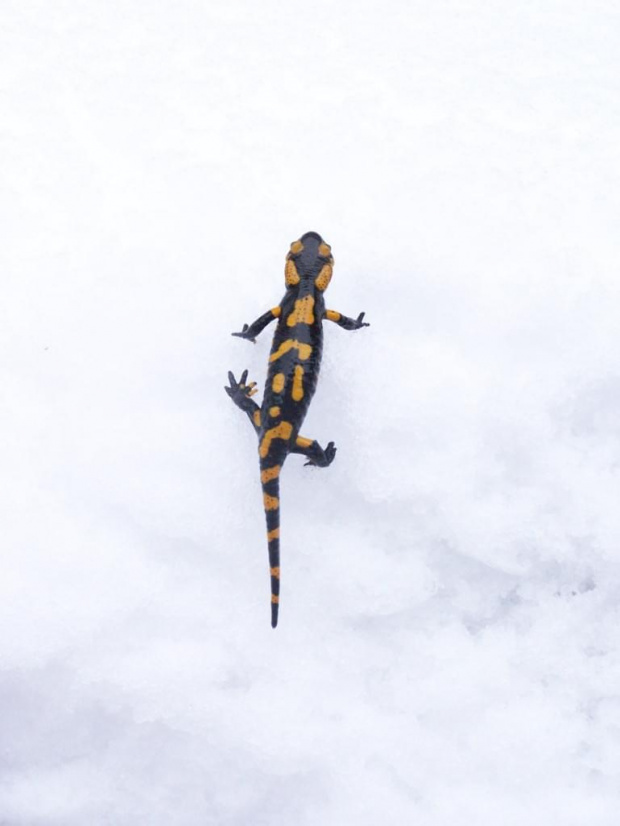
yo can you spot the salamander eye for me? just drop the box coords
[318,242,331,258]
[289,240,303,255]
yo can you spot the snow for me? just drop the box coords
[2,0,620,822]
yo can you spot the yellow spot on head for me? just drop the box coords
[296,435,312,449]
[287,295,315,327]
[290,240,303,255]
[263,492,279,510]
[315,263,333,291]
[285,258,300,286]
[318,242,331,257]
[272,373,285,394]
[269,339,312,363]
[292,365,304,401]
[270,566,280,578]
[267,527,280,542]
[253,410,261,427]
[326,309,341,322]
[259,421,294,458]
[261,465,281,484]
[269,406,281,418]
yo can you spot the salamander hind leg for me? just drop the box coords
[292,435,337,467]
[225,370,261,433]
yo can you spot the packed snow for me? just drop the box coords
[2,0,620,823]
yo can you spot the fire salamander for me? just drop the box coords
[225,231,369,628]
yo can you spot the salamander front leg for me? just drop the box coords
[231,307,281,343]
[324,310,370,330]
[292,435,337,467]
[225,370,262,433]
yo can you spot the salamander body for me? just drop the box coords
[226,231,369,627]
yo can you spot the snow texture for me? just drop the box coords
[2,0,620,823]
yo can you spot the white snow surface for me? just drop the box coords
[2,0,620,823]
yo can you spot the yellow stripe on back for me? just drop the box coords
[263,492,279,510]
[260,465,281,484]
[269,339,312,363]
[292,365,304,401]
[286,295,315,327]
[259,421,293,458]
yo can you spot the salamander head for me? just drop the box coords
[285,231,334,291]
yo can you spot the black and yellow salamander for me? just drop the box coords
[225,231,369,628]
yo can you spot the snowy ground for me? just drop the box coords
[2,1,620,823]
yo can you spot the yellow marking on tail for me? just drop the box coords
[263,492,279,510]
[326,309,341,322]
[271,594,280,604]
[267,527,280,542]
[272,373,285,393]
[296,436,312,449]
[285,259,300,286]
[253,410,261,427]
[315,263,333,291]
[292,365,304,401]
[259,421,293,458]
[269,406,281,417]
[269,339,312,363]
[261,465,281,484]
[287,295,315,327]
[270,566,280,578]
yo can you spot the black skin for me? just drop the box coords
[226,231,369,626]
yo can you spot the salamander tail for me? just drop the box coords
[261,462,281,628]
